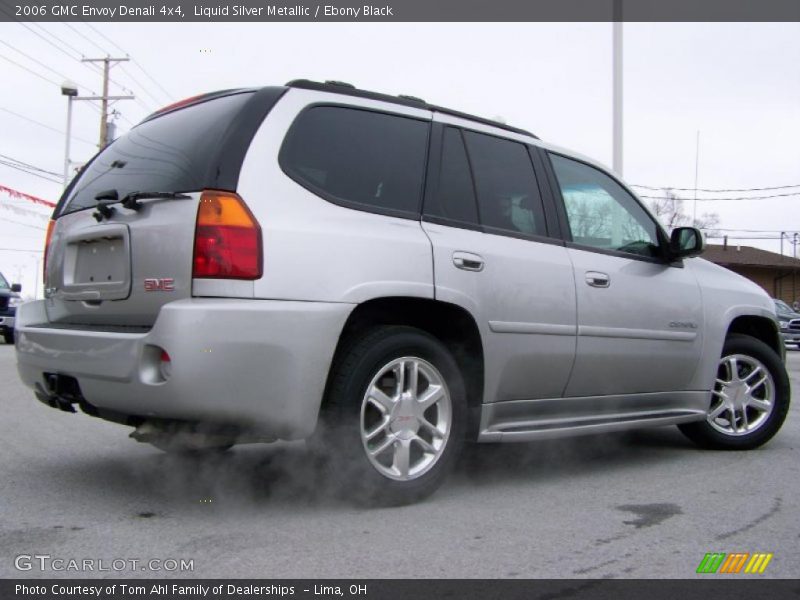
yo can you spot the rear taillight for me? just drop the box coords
[43,219,55,284]
[192,190,262,279]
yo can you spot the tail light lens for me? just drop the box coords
[43,219,55,284]
[192,190,262,279]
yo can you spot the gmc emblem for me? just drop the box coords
[144,278,175,292]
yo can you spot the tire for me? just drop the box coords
[315,325,467,505]
[679,334,790,450]
[3,331,13,345]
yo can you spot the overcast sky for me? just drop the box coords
[1,22,798,297]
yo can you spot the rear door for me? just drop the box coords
[44,89,284,327]
[422,120,577,404]
[542,151,704,397]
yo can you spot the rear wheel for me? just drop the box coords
[316,325,466,505]
[679,334,790,450]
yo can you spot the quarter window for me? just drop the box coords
[280,106,429,216]
[463,131,547,237]
[424,127,479,227]
[549,154,660,258]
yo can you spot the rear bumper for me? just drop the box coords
[15,298,352,439]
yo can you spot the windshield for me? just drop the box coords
[774,299,793,314]
[0,273,8,289]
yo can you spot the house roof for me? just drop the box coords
[703,244,800,269]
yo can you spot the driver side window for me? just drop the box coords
[549,153,660,258]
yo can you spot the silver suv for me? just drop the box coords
[16,80,790,504]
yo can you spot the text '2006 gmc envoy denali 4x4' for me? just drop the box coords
[16,80,790,504]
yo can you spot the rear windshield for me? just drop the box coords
[60,92,254,215]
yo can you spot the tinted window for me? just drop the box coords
[549,154,660,258]
[425,127,479,226]
[61,92,255,215]
[463,131,546,237]
[281,106,429,216]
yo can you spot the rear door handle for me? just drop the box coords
[585,271,610,288]
[453,251,484,272]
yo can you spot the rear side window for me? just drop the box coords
[280,106,429,217]
[61,92,255,215]
[462,131,547,237]
[425,127,479,227]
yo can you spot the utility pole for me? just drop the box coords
[793,233,798,303]
[693,131,700,225]
[81,57,134,149]
[612,0,623,175]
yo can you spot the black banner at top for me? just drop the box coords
[2,0,800,22]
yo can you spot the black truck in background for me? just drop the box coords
[0,271,22,344]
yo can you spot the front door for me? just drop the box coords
[544,152,704,398]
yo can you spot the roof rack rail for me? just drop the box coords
[284,79,538,139]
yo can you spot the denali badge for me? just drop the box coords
[669,321,698,329]
[144,278,175,292]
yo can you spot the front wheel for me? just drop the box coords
[316,325,467,505]
[679,334,790,450]
[3,331,13,345]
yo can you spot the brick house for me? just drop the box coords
[702,244,800,304]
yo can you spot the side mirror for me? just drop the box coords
[669,227,705,259]
[11,283,21,293]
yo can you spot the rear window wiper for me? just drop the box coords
[93,190,191,221]
[119,191,192,211]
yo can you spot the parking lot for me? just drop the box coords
[1,342,798,579]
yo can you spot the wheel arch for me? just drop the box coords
[323,296,485,436]
[727,315,783,358]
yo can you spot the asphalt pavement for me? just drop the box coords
[1,341,798,579]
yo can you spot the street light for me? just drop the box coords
[61,80,78,188]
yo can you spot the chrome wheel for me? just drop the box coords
[360,356,452,481]
[708,353,775,436]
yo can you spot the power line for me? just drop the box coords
[0,40,94,91]
[0,216,48,231]
[0,248,44,253]
[632,183,800,193]
[79,23,167,108]
[706,236,784,240]
[0,107,96,147]
[61,23,157,108]
[0,7,103,94]
[118,66,163,109]
[707,227,800,233]
[0,52,60,86]
[0,160,62,184]
[131,59,173,102]
[30,23,88,62]
[62,22,109,56]
[0,154,61,178]
[82,22,127,56]
[640,192,800,202]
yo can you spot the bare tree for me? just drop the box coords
[647,188,720,235]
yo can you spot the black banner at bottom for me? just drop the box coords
[4,579,800,600]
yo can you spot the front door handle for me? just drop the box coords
[585,271,610,288]
[453,251,484,272]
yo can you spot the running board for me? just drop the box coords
[478,391,709,443]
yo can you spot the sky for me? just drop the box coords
[1,21,798,298]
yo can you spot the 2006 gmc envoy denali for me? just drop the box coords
[15,80,790,504]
